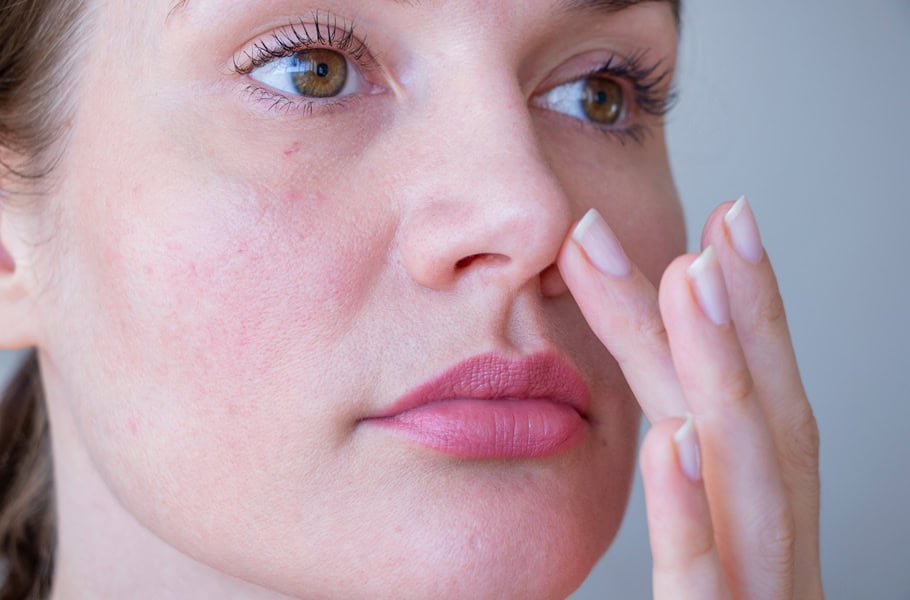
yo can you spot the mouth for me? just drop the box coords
[360,352,591,459]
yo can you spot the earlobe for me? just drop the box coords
[0,205,39,349]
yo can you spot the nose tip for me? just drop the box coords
[398,180,573,294]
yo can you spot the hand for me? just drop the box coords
[557,198,823,599]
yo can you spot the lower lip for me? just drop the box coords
[365,399,586,459]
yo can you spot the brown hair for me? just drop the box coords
[0,352,53,599]
[1,0,90,597]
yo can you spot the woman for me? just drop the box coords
[0,0,822,598]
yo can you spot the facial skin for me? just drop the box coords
[2,0,684,598]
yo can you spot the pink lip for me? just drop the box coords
[362,352,591,459]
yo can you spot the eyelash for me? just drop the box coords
[232,12,378,116]
[232,13,676,143]
[577,52,677,145]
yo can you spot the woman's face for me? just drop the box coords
[33,0,683,596]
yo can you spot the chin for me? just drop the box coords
[334,461,629,600]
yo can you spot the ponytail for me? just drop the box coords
[0,351,54,599]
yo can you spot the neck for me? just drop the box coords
[41,356,294,600]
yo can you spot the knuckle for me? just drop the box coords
[754,288,788,332]
[720,367,756,411]
[684,526,718,566]
[782,402,821,479]
[632,308,669,350]
[756,507,797,581]
[654,525,717,575]
[612,303,668,366]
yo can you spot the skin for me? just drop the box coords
[0,0,822,598]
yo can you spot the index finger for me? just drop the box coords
[557,208,687,423]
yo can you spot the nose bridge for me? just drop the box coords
[396,61,573,293]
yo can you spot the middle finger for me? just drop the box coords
[659,246,795,598]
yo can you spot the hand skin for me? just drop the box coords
[557,198,823,599]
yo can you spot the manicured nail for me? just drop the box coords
[571,208,631,278]
[687,246,731,325]
[673,414,702,483]
[724,196,764,264]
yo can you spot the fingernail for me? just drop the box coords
[724,196,764,264]
[571,208,632,278]
[673,414,702,482]
[687,246,731,325]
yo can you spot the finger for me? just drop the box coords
[703,197,822,596]
[557,209,687,423]
[659,248,795,598]
[641,416,731,600]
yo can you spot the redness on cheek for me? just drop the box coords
[283,142,302,158]
[0,244,14,271]
[97,181,381,415]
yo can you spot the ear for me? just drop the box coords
[0,200,41,349]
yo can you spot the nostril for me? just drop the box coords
[455,254,482,269]
[455,253,509,271]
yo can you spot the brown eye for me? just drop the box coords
[581,78,624,125]
[289,49,348,98]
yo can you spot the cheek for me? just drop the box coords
[62,176,385,483]
[108,188,366,382]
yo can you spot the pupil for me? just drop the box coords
[316,63,330,77]
[596,90,608,105]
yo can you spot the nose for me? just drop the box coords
[396,75,573,296]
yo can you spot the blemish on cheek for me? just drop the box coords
[283,142,302,158]
[284,189,300,204]
[127,417,139,435]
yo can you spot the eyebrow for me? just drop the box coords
[169,0,679,24]
[560,0,678,23]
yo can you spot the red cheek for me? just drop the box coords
[284,188,302,205]
[282,142,301,158]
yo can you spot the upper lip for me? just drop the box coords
[369,352,591,420]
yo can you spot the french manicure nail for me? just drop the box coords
[724,196,764,264]
[571,208,632,278]
[673,414,702,483]
[687,246,731,325]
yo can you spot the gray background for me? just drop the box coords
[2,1,908,598]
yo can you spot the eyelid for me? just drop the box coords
[230,15,380,75]
[230,13,387,116]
